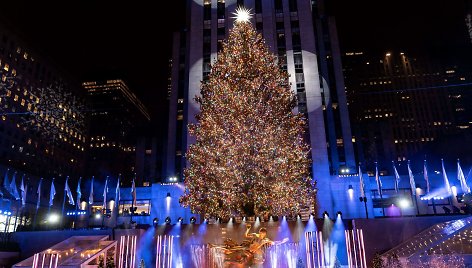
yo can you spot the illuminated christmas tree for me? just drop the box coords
[180,8,314,219]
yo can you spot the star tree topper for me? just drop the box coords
[232,6,252,23]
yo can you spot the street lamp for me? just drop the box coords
[398,199,410,209]
[48,214,60,224]
[348,185,354,199]
[322,211,329,219]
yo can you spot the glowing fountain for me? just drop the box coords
[135,226,155,267]
[148,216,365,267]
[323,240,338,268]
[329,212,347,266]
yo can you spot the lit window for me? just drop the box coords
[119,200,151,216]
[3,64,9,71]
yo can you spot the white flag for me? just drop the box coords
[89,176,94,205]
[407,161,416,196]
[457,159,470,194]
[424,160,430,194]
[36,178,43,209]
[131,178,137,207]
[64,176,75,206]
[20,176,27,207]
[49,179,56,207]
[10,171,20,200]
[76,177,82,206]
[392,161,401,193]
[115,175,121,209]
[103,176,109,210]
[3,169,10,193]
[359,166,365,198]
[441,159,452,196]
[375,162,382,197]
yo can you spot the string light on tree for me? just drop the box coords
[180,14,315,219]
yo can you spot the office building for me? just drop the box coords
[0,23,88,179]
[343,51,472,171]
[82,79,151,183]
[0,22,88,231]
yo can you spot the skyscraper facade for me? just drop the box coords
[0,23,88,178]
[82,79,151,183]
[166,0,356,216]
[343,51,471,171]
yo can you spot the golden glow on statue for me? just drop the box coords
[209,224,288,265]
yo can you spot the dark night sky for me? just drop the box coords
[0,1,185,127]
[332,0,472,66]
[0,0,470,124]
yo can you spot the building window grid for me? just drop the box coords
[255,0,262,14]
[274,0,283,13]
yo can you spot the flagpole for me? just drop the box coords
[102,176,109,229]
[62,177,68,228]
[20,180,26,228]
[48,178,54,216]
[75,177,81,229]
[33,198,38,230]
[115,174,121,228]
[33,178,42,230]
[13,200,19,232]
[131,174,136,226]
[131,178,134,225]
[12,174,23,232]
[358,163,368,219]
[375,162,385,216]
[412,186,419,216]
